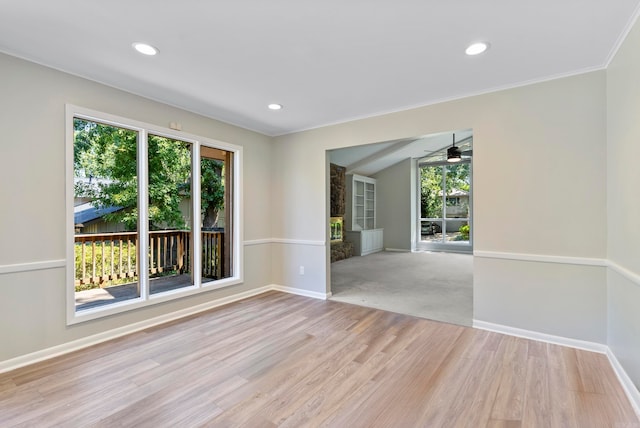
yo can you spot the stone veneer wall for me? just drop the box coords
[330,163,352,262]
[331,241,353,263]
[330,163,346,217]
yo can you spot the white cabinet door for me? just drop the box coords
[359,229,384,256]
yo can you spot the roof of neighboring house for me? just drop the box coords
[438,189,469,197]
[74,176,114,198]
[448,189,469,197]
[74,202,122,225]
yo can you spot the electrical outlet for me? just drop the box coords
[299,266,305,275]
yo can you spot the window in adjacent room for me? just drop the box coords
[417,134,472,252]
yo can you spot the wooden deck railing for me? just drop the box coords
[202,230,224,280]
[74,230,224,287]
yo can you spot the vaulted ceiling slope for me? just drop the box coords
[1,1,638,136]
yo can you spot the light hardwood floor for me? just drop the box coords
[0,291,637,427]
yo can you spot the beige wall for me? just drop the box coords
[373,159,414,251]
[0,53,273,361]
[607,16,640,388]
[275,71,607,255]
[273,70,608,342]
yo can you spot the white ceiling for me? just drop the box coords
[1,1,639,136]
[329,129,473,176]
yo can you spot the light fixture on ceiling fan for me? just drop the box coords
[447,133,462,163]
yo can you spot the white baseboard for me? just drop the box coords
[384,248,411,252]
[472,320,608,353]
[0,284,330,374]
[270,284,332,300]
[606,348,640,419]
[474,319,640,419]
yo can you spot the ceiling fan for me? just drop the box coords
[446,134,473,162]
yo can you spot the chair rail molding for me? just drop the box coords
[0,259,66,275]
[473,250,607,267]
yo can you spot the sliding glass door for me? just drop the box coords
[418,160,472,252]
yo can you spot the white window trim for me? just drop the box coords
[415,158,473,253]
[65,104,243,325]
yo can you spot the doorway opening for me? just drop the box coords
[327,130,473,326]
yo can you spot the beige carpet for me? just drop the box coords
[330,250,473,326]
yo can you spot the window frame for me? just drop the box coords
[66,105,243,325]
[415,159,473,253]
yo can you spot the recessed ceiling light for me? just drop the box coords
[465,42,489,56]
[268,103,283,110]
[132,42,158,56]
